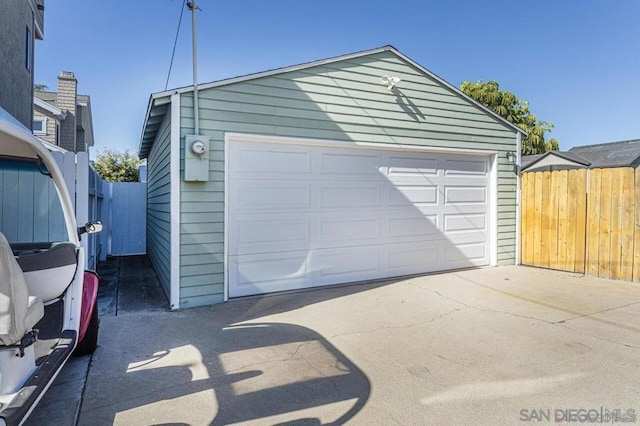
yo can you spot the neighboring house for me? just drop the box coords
[138,45,525,309]
[521,138,640,172]
[0,0,45,129]
[33,71,95,153]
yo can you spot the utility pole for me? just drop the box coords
[187,0,200,134]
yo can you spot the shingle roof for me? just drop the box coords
[569,139,640,168]
[520,153,544,169]
[521,139,640,171]
[34,91,58,106]
[521,151,591,171]
[34,91,91,107]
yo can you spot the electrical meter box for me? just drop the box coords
[184,135,210,181]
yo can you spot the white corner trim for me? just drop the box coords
[515,132,522,265]
[170,93,181,309]
[223,134,230,302]
[489,153,499,267]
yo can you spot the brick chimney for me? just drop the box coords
[57,71,77,152]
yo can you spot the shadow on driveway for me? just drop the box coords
[78,256,389,425]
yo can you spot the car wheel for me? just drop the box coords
[74,303,99,356]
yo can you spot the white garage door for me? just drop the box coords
[227,137,493,298]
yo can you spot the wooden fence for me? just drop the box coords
[521,167,639,281]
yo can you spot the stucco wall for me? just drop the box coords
[0,0,35,128]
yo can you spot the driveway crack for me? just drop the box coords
[432,290,556,325]
[553,322,640,349]
[552,300,640,324]
[329,307,463,339]
[290,342,342,397]
[431,290,640,350]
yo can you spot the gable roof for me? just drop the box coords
[521,150,592,171]
[139,45,526,158]
[521,138,640,171]
[35,90,91,108]
[569,139,640,169]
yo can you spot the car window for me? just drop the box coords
[0,158,69,244]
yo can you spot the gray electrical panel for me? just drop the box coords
[184,135,210,181]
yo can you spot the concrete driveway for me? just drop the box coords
[78,266,640,425]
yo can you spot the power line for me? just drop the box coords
[165,0,187,91]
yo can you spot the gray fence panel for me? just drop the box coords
[110,182,146,255]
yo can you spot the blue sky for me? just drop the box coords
[35,0,639,157]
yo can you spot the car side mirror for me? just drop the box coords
[78,221,103,238]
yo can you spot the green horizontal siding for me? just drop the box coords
[178,50,519,307]
[146,110,172,298]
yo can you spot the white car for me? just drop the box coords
[0,108,101,425]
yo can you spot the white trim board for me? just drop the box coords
[489,153,498,267]
[170,93,181,309]
[515,132,522,265]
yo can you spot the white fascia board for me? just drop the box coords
[169,93,181,310]
[225,132,498,156]
[34,96,65,119]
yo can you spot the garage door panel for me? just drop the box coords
[235,183,311,210]
[388,186,438,206]
[444,242,488,265]
[319,152,380,175]
[319,218,380,242]
[443,158,489,176]
[227,138,493,297]
[443,213,487,233]
[387,216,439,238]
[441,230,489,245]
[235,148,312,175]
[387,243,438,272]
[387,155,438,175]
[319,185,380,208]
[231,216,311,255]
[314,247,382,283]
[444,186,487,204]
[229,252,310,296]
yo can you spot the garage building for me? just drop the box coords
[138,46,524,308]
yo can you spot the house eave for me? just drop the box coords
[138,94,172,159]
[34,96,65,120]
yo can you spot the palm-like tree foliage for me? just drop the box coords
[460,80,559,155]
